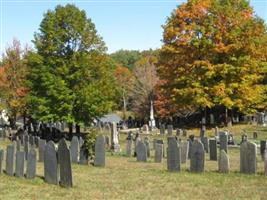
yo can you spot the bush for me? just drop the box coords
[83,128,97,161]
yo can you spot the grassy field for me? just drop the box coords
[0,124,267,200]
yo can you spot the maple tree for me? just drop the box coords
[158,0,267,119]
[0,39,29,127]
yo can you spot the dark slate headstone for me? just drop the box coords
[218,150,229,173]
[209,138,217,161]
[70,136,79,163]
[15,151,25,177]
[167,137,181,172]
[94,135,105,167]
[24,141,29,160]
[260,140,266,160]
[240,141,257,174]
[26,149,36,179]
[136,141,147,162]
[79,146,88,165]
[144,137,150,157]
[180,141,189,164]
[44,141,58,185]
[6,145,15,176]
[58,139,73,187]
[38,139,46,162]
[156,139,165,157]
[219,131,228,153]
[201,137,209,153]
[160,124,165,135]
[0,150,3,173]
[190,140,205,173]
[155,143,163,163]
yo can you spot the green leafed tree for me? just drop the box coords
[27,4,117,131]
[158,0,267,119]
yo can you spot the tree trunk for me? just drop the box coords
[123,91,127,121]
[68,123,73,138]
[76,124,80,135]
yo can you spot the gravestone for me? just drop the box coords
[16,140,21,152]
[190,140,205,173]
[94,135,105,167]
[188,135,194,159]
[241,134,248,143]
[34,136,40,148]
[260,140,266,160]
[142,124,149,134]
[167,137,181,172]
[79,137,84,149]
[134,136,141,157]
[6,145,15,176]
[38,139,46,162]
[240,141,257,174]
[180,141,189,164]
[111,122,120,152]
[182,129,187,137]
[44,141,58,185]
[160,124,165,135]
[264,150,267,176]
[15,151,25,177]
[214,126,219,136]
[156,139,165,157]
[105,136,110,149]
[24,141,29,160]
[201,137,209,153]
[0,150,4,173]
[218,150,229,173]
[253,132,258,139]
[126,140,132,157]
[24,135,29,146]
[136,141,147,162]
[176,129,181,136]
[58,139,73,187]
[29,135,34,146]
[155,143,163,163]
[26,149,36,179]
[167,125,173,135]
[219,131,228,153]
[79,146,88,165]
[70,136,79,163]
[209,138,217,161]
[144,137,150,157]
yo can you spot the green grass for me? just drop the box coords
[0,124,267,200]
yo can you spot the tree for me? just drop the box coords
[158,0,267,120]
[0,39,29,128]
[114,66,134,120]
[130,55,159,119]
[28,4,117,131]
[110,50,141,70]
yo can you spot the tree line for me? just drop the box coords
[0,0,267,129]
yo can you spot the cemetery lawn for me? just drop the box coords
[0,124,267,200]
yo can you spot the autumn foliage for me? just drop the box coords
[157,0,267,117]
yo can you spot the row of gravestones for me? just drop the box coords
[159,125,188,136]
[0,138,73,187]
[128,132,266,175]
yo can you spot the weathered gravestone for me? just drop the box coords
[156,139,165,157]
[15,151,25,177]
[44,141,58,185]
[182,129,187,137]
[176,129,181,136]
[155,143,163,163]
[218,150,229,173]
[16,140,21,152]
[70,136,79,163]
[214,126,219,137]
[134,135,141,157]
[190,140,205,173]
[167,137,181,172]
[29,135,34,146]
[26,149,36,179]
[260,140,266,160]
[201,137,209,153]
[38,139,46,162]
[142,124,149,134]
[188,135,194,159]
[6,145,15,176]
[24,141,29,160]
[219,131,228,153]
[79,137,84,149]
[160,124,165,135]
[167,125,173,135]
[136,141,147,162]
[34,136,40,148]
[58,139,73,187]
[240,141,257,174]
[253,132,258,139]
[264,150,267,176]
[209,138,217,161]
[111,122,120,152]
[0,150,4,173]
[126,132,132,157]
[180,141,189,164]
[144,137,150,157]
[94,135,105,167]
[79,146,88,165]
